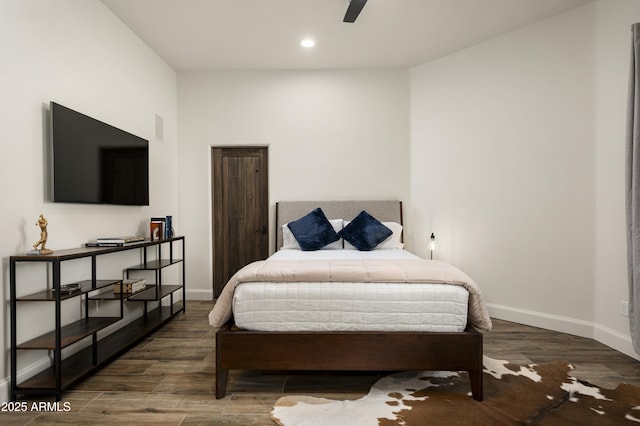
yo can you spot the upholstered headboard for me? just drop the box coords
[275,200,403,250]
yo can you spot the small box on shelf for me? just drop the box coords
[114,279,146,294]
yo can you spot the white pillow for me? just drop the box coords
[342,220,404,250]
[281,219,343,250]
[377,221,404,249]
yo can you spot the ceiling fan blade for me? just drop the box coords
[343,0,368,23]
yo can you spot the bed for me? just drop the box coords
[209,200,491,401]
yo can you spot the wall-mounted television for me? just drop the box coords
[50,102,149,206]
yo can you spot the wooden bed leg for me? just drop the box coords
[215,327,229,399]
[469,369,483,401]
[216,367,228,399]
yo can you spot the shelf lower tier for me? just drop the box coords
[17,317,121,350]
[14,302,184,394]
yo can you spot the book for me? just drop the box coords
[97,236,144,244]
[85,241,124,247]
[114,278,146,294]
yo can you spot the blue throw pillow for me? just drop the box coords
[339,211,393,251]
[287,208,340,251]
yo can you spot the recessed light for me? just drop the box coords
[300,38,315,48]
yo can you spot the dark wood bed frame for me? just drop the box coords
[215,200,484,401]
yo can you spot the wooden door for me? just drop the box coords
[212,147,269,297]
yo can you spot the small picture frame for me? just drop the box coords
[150,222,163,241]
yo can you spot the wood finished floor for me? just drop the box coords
[3,300,640,425]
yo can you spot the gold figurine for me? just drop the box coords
[32,214,53,255]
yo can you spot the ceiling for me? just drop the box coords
[100,0,594,71]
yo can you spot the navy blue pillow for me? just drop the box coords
[339,211,392,251]
[287,208,340,251]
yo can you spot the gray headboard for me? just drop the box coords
[275,200,403,250]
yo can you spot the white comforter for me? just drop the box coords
[209,249,492,332]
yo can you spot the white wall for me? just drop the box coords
[411,0,640,359]
[178,70,410,299]
[593,0,640,355]
[0,0,177,400]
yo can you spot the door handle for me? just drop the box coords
[254,226,267,234]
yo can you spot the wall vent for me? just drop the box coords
[154,113,164,141]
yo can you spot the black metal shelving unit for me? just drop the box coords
[10,236,185,401]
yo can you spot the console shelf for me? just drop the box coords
[10,236,185,401]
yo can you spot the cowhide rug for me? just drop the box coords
[271,356,640,425]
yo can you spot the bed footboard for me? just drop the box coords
[215,324,483,401]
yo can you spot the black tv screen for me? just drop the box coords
[50,102,149,206]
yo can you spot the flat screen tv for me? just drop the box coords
[50,102,149,206]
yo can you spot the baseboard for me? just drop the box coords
[186,288,213,301]
[488,303,640,361]
[0,355,53,402]
[593,322,640,361]
[0,377,7,403]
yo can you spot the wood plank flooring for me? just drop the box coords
[3,300,639,425]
